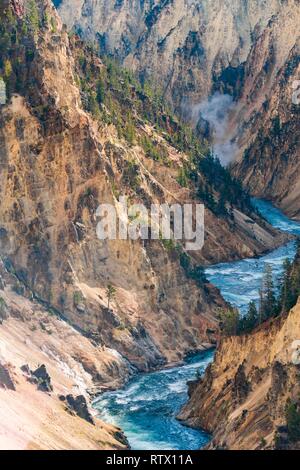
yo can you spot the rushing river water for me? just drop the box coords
[94,199,300,450]
[206,199,300,314]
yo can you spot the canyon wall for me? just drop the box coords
[0,0,298,449]
[56,0,284,110]
[232,17,300,220]
[179,299,300,450]
[0,258,130,450]
[56,0,300,216]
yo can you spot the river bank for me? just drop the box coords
[94,199,300,450]
[94,350,214,450]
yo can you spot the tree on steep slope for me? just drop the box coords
[106,284,116,310]
[260,264,278,321]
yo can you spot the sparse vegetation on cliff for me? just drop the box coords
[106,284,116,310]
[286,401,300,442]
[0,0,59,103]
[71,38,253,219]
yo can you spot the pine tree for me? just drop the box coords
[286,402,300,442]
[243,301,259,332]
[289,243,300,309]
[218,308,240,336]
[278,242,300,314]
[258,287,264,325]
[96,78,105,104]
[216,193,227,217]
[261,264,277,320]
[279,259,293,313]
[106,284,116,310]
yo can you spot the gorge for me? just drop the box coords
[0,0,299,451]
[94,200,300,450]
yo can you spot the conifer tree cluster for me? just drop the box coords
[219,240,300,336]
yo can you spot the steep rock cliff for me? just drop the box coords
[231,13,300,219]
[56,0,285,111]
[179,299,300,450]
[56,0,300,217]
[0,260,130,449]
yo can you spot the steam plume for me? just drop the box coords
[192,92,238,166]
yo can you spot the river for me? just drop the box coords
[93,199,300,450]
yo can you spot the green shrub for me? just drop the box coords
[286,402,300,442]
[161,238,176,251]
[218,308,240,336]
[96,78,105,104]
[177,166,189,187]
[4,59,12,79]
[179,251,207,286]
[122,159,141,190]
[50,17,57,33]
[73,291,84,305]
[139,135,168,163]
[26,0,40,32]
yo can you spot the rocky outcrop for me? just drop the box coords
[32,365,53,393]
[179,300,300,450]
[232,362,251,405]
[0,363,16,391]
[0,297,8,323]
[61,394,95,425]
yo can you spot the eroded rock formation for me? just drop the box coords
[179,300,300,450]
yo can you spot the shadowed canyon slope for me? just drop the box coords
[56,0,300,217]
[232,28,300,220]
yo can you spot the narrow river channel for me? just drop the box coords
[93,199,300,450]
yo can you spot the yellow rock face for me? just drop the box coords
[179,299,300,450]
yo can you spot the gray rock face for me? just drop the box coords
[0,363,16,391]
[0,275,5,290]
[61,394,95,424]
[32,364,53,393]
[56,0,284,109]
[0,297,8,323]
